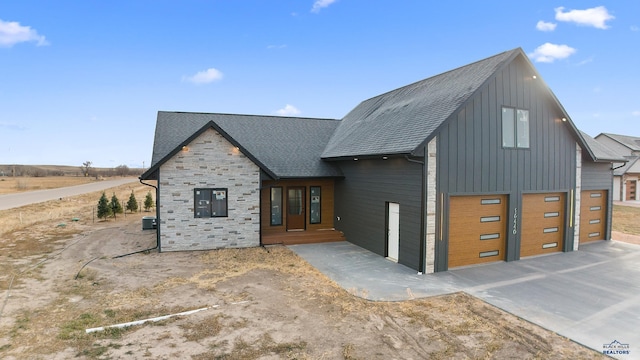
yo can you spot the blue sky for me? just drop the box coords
[1,1,638,168]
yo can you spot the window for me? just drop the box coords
[310,186,321,224]
[194,188,228,218]
[270,187,282,226]
[502,107,529,148]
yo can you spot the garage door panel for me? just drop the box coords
[580,190,606,243]
[449,195,507,268]
[521,193,565,257]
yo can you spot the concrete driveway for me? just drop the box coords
[290,240,640,358]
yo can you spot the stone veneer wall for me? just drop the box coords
[573,144,582,251]
[425,137,437,273]
[158,128,261,251]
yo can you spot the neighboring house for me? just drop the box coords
[594,133,640,201]
[141,48,621,273]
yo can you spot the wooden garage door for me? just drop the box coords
[521,193,565,257]
[449,195,507,268]
[580,190,607,243]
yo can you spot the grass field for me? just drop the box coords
[0,179,154,236]
[0,176,96,195]
[612,205,640,235]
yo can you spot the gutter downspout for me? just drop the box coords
[114,177,160,258]
[406,154,426,274]
[612,162,626,171]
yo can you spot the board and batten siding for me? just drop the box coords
[581,160,614,240]
[334,157,423,270]
[435,55,578,271]
[158,128,261,251]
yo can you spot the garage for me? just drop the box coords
[448,195,507,268]
[521,193,565,257]
[579,190,607,243]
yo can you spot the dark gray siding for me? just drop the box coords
[334,158,423,270]
[435,56,578,270]
[581,160,614,240]
[581,161,613,190]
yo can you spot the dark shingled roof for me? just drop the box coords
[142,48,617,180]
[321,48,521,159]
[142,112,343,179]
[579,131,627,163]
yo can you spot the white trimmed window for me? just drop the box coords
[502,107,530,149]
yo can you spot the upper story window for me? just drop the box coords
[194,188,228,218]
[502,107,529,149]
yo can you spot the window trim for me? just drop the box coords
[502,106,530,149]
[194,188,228,218]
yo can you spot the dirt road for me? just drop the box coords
[0,178,139,211]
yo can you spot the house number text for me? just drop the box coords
[512,208,518,235]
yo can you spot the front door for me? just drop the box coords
[387,202,400,262]
[627,180,637,201]
[287,187,305,231]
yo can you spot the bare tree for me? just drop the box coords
[115,164,129,176]
[81,161,92,177]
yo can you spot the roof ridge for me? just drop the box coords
[158,110,339,122]
[353,48,521,105]
[602,132,640,139]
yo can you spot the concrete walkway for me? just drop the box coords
[290,240,640,358]
[614,200,640,208]
[0,178,139,211]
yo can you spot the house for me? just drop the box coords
[594,133,640,201]
[140,48,621,273]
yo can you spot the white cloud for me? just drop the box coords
[182,68,223,84]
[311,0,337,13]
[267,44,287,49]
[275,104,301,116]
[0,121,26,131]
[632,111,640,117]
[554,6,614,29]
[631,25,639,32]
[536,20,557,32]
[528,43,576,63]
[576,56,594,66]
[0,19,48,47]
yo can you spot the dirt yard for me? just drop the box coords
[0,195,606,359]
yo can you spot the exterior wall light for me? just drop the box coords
[562,118,567,122]
[182,145,189,152]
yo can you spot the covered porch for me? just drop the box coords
[260,178,345,245]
